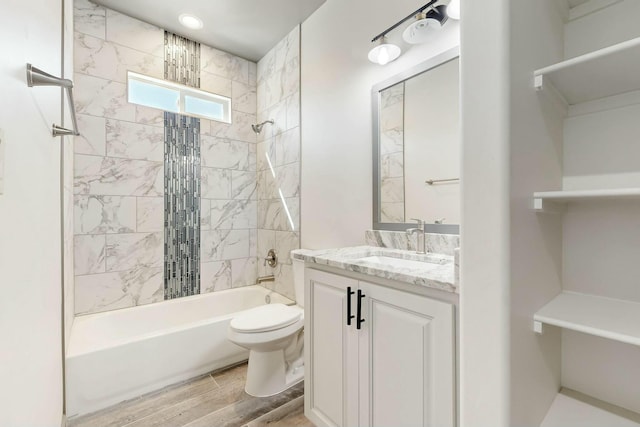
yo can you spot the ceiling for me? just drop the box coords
[93,0,326,62]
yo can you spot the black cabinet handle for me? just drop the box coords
[347,286,355,326]
[357,289,365,330]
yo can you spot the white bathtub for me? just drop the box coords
[66,286,294,417]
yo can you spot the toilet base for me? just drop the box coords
[245,349,304,397]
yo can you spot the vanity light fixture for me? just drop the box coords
[178,13,203,30]
[369,0,457,65]
[368,37,402,65]
[402,5,449,44]
[447,0,461,20]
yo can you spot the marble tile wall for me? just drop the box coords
[73,0,258,315]
[199,42,258,294]
[256,26,301,300]
[379,82,405,223]
[365,229,460,256]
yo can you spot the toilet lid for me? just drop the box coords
[230,303,302,333]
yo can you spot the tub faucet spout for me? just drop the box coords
[256,275,275,284]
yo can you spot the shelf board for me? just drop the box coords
[534,187,640,202]
[534,291,640,346]
[533,188,640,211]
[534,36,640,105]
[541,391,640,427]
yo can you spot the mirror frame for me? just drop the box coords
[372,46,460,234]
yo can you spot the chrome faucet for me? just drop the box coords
[406,218,426,254]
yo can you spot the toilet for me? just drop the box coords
[227,258,305,397]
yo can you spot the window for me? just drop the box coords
[127,72,231,123]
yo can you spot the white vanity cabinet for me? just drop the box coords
[304,268,455,427]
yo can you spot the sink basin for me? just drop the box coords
[356,255,440,270]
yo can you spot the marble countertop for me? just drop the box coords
[292,246,457,294]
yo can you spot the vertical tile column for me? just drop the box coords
[164,32,202,299]
[256,26,301,300]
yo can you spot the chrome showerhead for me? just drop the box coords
[251,119,274,134]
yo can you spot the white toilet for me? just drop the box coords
[227,258,305,397]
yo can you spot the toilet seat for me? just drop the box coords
[230,303,303,333]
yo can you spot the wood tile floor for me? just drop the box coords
[68,362,315,427]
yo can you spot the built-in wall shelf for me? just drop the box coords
[534,36,640,105]
[533,188,640,212]
[534,291,640,347]
[541,390,640,427]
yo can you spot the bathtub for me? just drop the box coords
[66,285,294,417]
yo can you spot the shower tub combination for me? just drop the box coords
[66,285,293,417]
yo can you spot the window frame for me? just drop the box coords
[127,71,232,124]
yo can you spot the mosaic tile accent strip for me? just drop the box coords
[164,32,202,299]
[164,32,200,87]
[164,113,201,298]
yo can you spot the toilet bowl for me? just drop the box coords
[227,257,306,397]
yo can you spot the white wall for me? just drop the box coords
[0,0,64,424]
[63,0,76,355]
[459,0,511,425]
[508,0,566,424]
[300,0,459,249]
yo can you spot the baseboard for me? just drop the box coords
[61,413,67,427]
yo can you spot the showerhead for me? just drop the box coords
[251,119,274,134]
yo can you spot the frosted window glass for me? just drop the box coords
[128,79,179,113]
[184,96,224,121]
[127,72,231,123]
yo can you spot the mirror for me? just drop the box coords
[372,47,460,234]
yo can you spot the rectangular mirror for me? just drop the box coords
[372,47,460,234]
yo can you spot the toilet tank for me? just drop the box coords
[292,257,305,308]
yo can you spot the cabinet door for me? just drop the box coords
[305,269,360,427]
[358,281,455,427]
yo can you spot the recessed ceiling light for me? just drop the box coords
[179,14,203,30]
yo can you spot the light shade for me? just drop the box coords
[447,0,460,20]
[368,38,401,65]
[179,14,204,30]
[403,8,448,44]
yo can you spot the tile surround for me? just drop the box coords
[365,229,460,256]
[75,267,163,315]
[136,197,163,233]
[74,155,163,197]
[256,25,301,300]
[201,261,232,293]
[163,34,202,300]
[74,114,106,156]
[106,232,163,272]
[74,0,105,40]
[73,3,263,314]
[74,74,135,121]
[75,32,163,84]
[74,234,106,276]
[106,119,164,162]
[105,9,164,58]
[74,195,136,235]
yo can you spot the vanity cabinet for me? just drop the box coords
[304,268,455,427]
